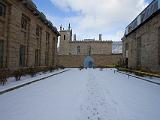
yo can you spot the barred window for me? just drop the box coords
[0,40,4,68]
[0,3,6,17]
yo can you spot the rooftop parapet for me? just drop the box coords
[125,0,160,36]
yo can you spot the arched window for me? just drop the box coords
[77,46,80,55]
[0,3,6,17]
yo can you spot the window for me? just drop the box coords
[125,43,129,58]
[45,51,49,66]
[0,40,4,68]
[46,32,50,49]
[77,46,80,55]
[36,25,42,37]
[19,45,26,67]
[21,14,29,30]
[125,43,129,50]
[88,46,91,55]
[0,3,6,17]
[137,37,142,67]
[158,27,160,65]
[64,35,66,40]
[35,49,40,66]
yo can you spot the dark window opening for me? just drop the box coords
[46,32,50,49]
[0,3,6,17]
[137,37,142,67]
[158,27,160,65]
[21,14,29,30]
[35,49,40,66]
[64,35,66,40]
[19,45,26,67]
[0,40,4,68]
[125,43,129,50]
[45,51,49,66]
[36,25,42,37]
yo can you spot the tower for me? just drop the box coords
[59,23,72,55]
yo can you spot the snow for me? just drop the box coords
[0,68,160,120]
[0,69,67,93]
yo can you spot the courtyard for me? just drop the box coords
[0,68,160,120]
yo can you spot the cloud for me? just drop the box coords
[49,0,148,41]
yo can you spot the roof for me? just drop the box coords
[124,0,160,37]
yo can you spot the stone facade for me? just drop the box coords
[122,0,160,72]
[58,25,122,67]
[0,0,60,70]
[59,26,112,55]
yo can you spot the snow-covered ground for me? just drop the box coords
[0,68,160,120]
[0,69,67,93]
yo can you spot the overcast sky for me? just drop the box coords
[33,0,152,41]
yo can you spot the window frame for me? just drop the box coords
[19,45,26,67]
[136,37,142,67]
[0,3,6,17]
[77,46,80,55]
[158,27,160,65]
[21,14,29,30]
[0,40,4,68]
[46,32,50,49]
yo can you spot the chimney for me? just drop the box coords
[60,25,62,31]
[74,34,76,41]
[99,34,102,41]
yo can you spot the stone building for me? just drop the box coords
[58,24,122,68]
[122,0,160,72]
[59,24,113,56]
[0,0,60,70]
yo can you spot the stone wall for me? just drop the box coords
[122,13,160,72]
[59,28,113,56]
[0,0,59,70]
[57,54,122,68]
[69,41,112,55]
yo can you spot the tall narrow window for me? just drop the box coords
[45,51,49,66]
[64,35,66,40]
[36,25,42,37]
[46,32,50,49]
[0,3,6,17]
[0,40,4,68]
[21,14,29,30]
[158,27,160,65]
[125,43,129,58]
[19,45,26,67]
[36,25,42,47]
[35,49,40,66]
[88,46,91,55]
[137,37,142,67]
[77,46,80,55]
